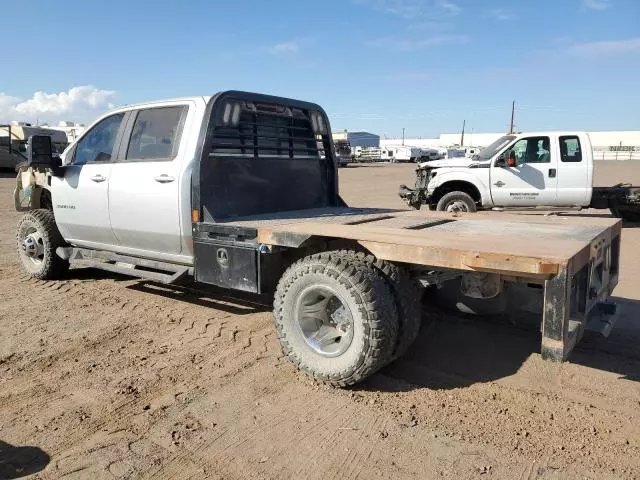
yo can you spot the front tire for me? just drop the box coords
[16,209,69,280]
[436,191,477,213]
[273,251,399,387]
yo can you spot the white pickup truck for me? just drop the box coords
[399,132,640,221]
[13,97,623,386]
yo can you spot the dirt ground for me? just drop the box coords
[0,162,639,480]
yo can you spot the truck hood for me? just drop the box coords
[417,158,479,169]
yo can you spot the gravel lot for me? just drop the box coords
[0,162,639,479]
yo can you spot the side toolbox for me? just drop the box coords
[193,223,260,293]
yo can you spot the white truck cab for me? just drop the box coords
[51,96,208,265]
[400,132,640,221]
[423,132,592,209]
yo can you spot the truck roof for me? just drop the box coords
[511,131,588,137]
[106,96,211,114]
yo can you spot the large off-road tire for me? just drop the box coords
[16,209,69,280]
[436,191,477,213]
[336,251,422,361]
[273,251,399,387]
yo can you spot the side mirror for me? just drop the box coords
[27,135,52,165]
[27,135,64,175]
[507,151,517,167]
[495,154,506,167]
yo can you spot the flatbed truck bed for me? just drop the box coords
[217,207,621,363]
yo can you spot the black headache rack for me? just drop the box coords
[192,91,339,293]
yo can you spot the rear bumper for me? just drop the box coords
[541,226,622,362]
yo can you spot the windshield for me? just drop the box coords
[476,135,516,160]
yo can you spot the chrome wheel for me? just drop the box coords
[445,200,470,213]
[295,285,354,357]
[20,228,45,265]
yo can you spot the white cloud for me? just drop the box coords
[582,0,611,10]
[485,7,516,21]
[367,34,469,51]
[267,41,301,55]
[567,37,640,57]
[437,0,461,16]
[0,85,116,123]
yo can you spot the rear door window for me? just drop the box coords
[125,106,186,161]
[559,135,582,163]
[508,136,551,164]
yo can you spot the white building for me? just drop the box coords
[381,130,640,161]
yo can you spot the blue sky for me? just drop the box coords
[1,0,639,137]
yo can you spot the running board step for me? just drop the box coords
[64,248,192,285]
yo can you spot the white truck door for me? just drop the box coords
[52,113,125,246]
[555,134,590,206]
[108,103,191,255]
[489,135,558,206]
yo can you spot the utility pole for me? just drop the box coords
[460,119,466,146]
[402,127,405,146]
[509,101,515,134]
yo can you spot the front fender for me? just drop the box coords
[428,170,492,206]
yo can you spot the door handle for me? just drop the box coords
[549,168,557,178]
[493,181,505,187]
[90,174,106,183]
[154,174,175,183]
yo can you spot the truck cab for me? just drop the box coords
[400,132,595,211]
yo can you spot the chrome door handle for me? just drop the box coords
[90,174,106,183]
[154,174,175,183]
[493,181,505,187]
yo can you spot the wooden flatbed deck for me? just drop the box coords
[223,207,621,279]
[222,207,621,363]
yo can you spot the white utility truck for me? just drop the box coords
[14,94,622,387]
[399,132,640,221]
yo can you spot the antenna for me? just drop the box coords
[509,101,515,134]
[460,119,466,146]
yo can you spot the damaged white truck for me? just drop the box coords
[14,92,623,386]
[399,132,640,221]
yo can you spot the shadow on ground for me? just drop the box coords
[368,295,640,392]
[127,281,271,316]
[63,268,640,390]
[0,441,49,479]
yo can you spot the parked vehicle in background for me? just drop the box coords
[1,124,68,170]
[383,146,445,163]
[13,97,623,387]
[399,131,640,221]
[334,139,352,167]
[352,146,382,162]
